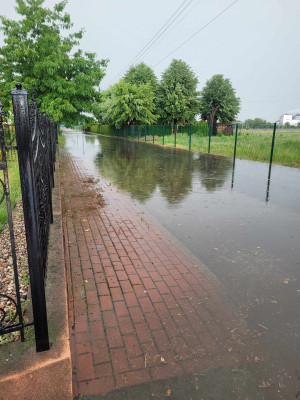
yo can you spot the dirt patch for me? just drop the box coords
[0,201,29,344]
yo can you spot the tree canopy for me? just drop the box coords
[158,59,199,124]
[124,63,158,91]
[199,74,240,124]
[0,0,108,125]
[100,80,157,128]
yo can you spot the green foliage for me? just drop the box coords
[57,132,66,148]
[244,118,273,129]
[124,63,158,91]
[102,125,115,136]
[0,0,108,125]
[158,83,188,125]
[92,89,112,124]
[199,74,240,124]
[90,124,115,136]
[99,80,157,128]
[158,59,199,124]
[193,121,209,136]
[0,161,21,231]
[90,124,102,134]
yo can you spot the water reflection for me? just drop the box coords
[94,138,233,204]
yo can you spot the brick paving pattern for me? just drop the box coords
[60,152,243,398]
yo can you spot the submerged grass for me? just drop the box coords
[152,129,300,168]
[0,160,21,231]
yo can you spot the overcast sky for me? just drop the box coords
[1,0,300,121]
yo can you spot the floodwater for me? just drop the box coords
[65,131,300,398]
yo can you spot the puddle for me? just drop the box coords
[65,131,300,396]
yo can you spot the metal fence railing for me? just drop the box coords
[0,84,58,352]
[103,123,300,168]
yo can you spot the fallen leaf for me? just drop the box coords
[166,388,172,397]
[258,381,270,388]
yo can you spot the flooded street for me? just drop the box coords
[65,131,300,397]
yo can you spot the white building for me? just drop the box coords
[278,113,300,126]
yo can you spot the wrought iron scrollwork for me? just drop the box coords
[9,83,58,351]
[29,93,56,277]
[0,294,18,330]
[0,84,57,351]
[0,178,5,205]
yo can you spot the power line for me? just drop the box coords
[152,0,239,68]
[103,0,194,88]
[125,0,194,68]
[104,0,192,87]
[139,0,202,62]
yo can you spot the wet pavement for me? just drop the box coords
[63,131,300,399]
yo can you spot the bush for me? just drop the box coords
[90,124,101,133]
[102,125,115,136]
[192,121,209,136]
[90,124,115,136]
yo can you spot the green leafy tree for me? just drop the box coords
[124,63,158,91]
[124,63,159,118]
[158,59,199,124]
[101,80,157,128]
[0,0,107,125]
[199,74,240,124]
[158,83,188,125]
[92,90,112,124]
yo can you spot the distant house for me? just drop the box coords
[278,113,300,126]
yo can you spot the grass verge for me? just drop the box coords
[0,160,21,231]
[150,129,300,168]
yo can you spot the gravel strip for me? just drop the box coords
[0,201,29,344]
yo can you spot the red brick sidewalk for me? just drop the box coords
[60,152,244,398]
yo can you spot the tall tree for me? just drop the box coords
[101,80,157,128]
[158,59,199,124]
[199,74,240,124]
[158,83,188,125]
[0,0,107,125]
[124,63,158,91]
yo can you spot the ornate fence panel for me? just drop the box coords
[4,83,57,352]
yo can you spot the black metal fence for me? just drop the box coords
[0,84,57,352]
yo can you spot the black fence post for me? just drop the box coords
[11,83,49,352]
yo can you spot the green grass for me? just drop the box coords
[57,132,66,148]
[0,160,21,231]
[147,129,300,168]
